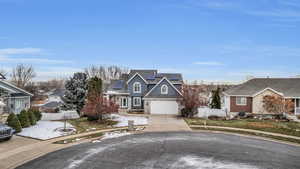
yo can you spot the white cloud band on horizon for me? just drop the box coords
[0,47,73,64]
[193,61,224,66]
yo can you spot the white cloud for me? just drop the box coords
[193,61,224,66]
[0,47,72,64]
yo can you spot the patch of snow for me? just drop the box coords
[172,155,260,169]
[41,110,79,121]
[18,121,74,140]
[110,114,148,127]
[102,131,131,140]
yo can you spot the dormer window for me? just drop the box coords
[161,85,168,94]
[133,82,141,93]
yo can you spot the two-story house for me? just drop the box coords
[0,73,33,114]
[105,70,183,114]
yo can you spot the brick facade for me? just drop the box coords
[230,96,252,113]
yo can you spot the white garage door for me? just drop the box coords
[150,100,178,115]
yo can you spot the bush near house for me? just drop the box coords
[27,110,37,125]
[30,108,42,121]
[6,113,22,133]
[19,110,31,128]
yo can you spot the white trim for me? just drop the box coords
[133,82,142,93]
[161,84,168,94]
[120,97,128,108]
[126,73,148,84]
[104,92,130,95]
[143,98,181,101]
[251,87,283,97]
[144,77,183,97]
[133,97,141,106]
[236,96,247,106]
[0,80,33,96]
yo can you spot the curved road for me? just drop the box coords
[16,132,300,169]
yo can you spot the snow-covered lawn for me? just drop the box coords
[18,121,75,140]
[41,110,79,121]
[111,114,148,127]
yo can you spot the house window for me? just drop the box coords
[120,97,128,108]
[236,96,247,106]
[133,82,141,93]
[133,97,141,106]
[161,85,168,94]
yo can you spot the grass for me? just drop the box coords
[191,127,300,145]
[66,117,118,134]
[185,118,300,137]
[54,132,104,144]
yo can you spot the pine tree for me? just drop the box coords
[32,109,42,121]
[87,77,102,97]
[6,113,22,133]
[210,87,221,109]
[18,110,31,128]
[63,72,88,116]
[28,110,37,125]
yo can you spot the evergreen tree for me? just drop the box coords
[210,87,221,109]
[88,77,102,97]
[18,110,31,128]
[6,113,22,133]
[63,72,88,116]
[32,109,42,121]
[28,110,37,125]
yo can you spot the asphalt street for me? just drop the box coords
[16,132,300,169]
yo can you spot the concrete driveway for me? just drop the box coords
[145,115,191,132]
[0,135,39,152]
[16,132,300,169]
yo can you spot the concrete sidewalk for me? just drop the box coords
[145,115,191,132]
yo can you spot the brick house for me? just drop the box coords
[223,78,300,115]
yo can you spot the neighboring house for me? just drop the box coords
[38,88,65,113]
[223,78,300,115]
[105,69,183,114]
[0,74,33,114]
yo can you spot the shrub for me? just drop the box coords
[87,115,99,121]
[28,110,37,125]
[19,110,31,128]
[181,108,197,118]
[31,109,42,121]
[6,113,22,133]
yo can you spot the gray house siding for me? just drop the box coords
[146,79,181,98]
[128,75,148,97]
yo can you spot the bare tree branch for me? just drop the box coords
[11,64,36,88]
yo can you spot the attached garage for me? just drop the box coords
[147,100,179,115]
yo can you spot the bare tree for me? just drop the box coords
[0,69,7,79]
[84,65,128,81]
[180,84,208,117]
[11,64,36,88]
[263,95,294,114]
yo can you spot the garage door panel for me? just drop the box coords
[150,101,178,115]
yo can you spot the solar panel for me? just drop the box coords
[169,75,179,81]
[155,73,164,78]
[146,75,155,80]
[112,80,124,89]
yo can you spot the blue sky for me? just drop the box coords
[0,0,300,82]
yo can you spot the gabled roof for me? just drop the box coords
[0,73,6,80]
[224,78,300,98]
[144,77,182,98]
[0,80,33,96]
[126,73,148,84]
